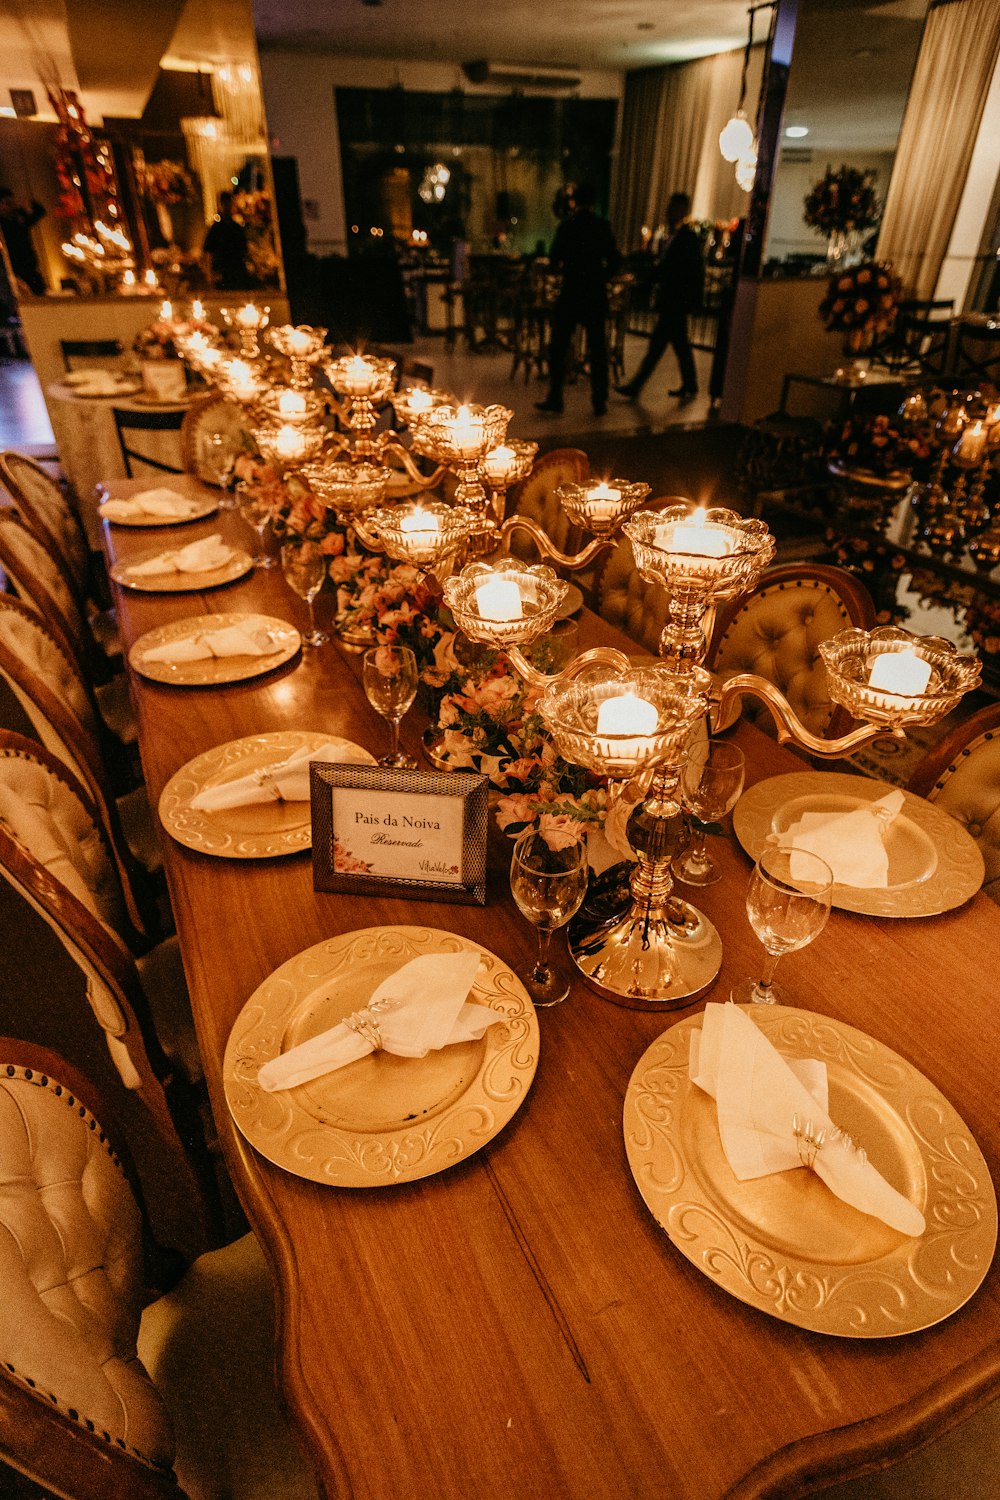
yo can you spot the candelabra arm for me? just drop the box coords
[349,516,386,555]
[505,644,632,693]
[497,517,615,572]
[378,441,446,489]
[714,673,907,759]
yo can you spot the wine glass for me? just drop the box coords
[236,480,275,569]
[281,541,328,647]
[205,431,234,507]
[509,828,589,1007]
[732,845,833,1006]
[362,645,419,767]
[674,740,746,886]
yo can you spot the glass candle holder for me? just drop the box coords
[324,354,396,402]
[555,478,651,538]
[819,626,981,728]
[365,501,480,569]
[301,460,391,519]
[443,559,568,649]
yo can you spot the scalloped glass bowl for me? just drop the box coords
[625,505,775,597]
[556,479,651,537]
[323,355,397,401]
[257,388,328,427]
[410,403,512,463]
[539,666,712,780]
[367,501,481,567]
[819,627,981,727]
[250,424,327,467]
[444,559,568,648]
[268,324,328,361]
[302,461,390,517]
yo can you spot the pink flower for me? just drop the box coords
[496,793,535,831]
[538,813,583,851]
[319,532,346,556]
[440,729,480,768]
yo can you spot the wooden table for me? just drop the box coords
[102,480,1000,1500]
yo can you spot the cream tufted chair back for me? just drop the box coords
[180,394,253,486]
[707,564,876,740]
[0,509,87,658]
[0,594,97,739]
[0,450,90,589]
[908,701,1000,903]
[594,501,680,656]
[506,447,589,561]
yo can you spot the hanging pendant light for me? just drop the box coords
[735,145,758,192]
[719,4,757,162]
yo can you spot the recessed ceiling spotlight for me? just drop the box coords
[785,126,809,138]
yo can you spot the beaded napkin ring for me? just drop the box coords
[342,994,403,1053]
[792,1115,868,1172]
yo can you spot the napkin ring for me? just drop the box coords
[792,1115,826,1170]
[252,767,284,802]
[342,994,401,1053]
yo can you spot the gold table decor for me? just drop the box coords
[223,925,539,1187]
[159,730,375,859]
[128,613,301,685]
[111,547,254,593]
[623,1004,997,1338]
[98,493,218,528]
[299,459,391,519]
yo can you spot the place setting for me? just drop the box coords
[98,484,219,528]
[62,368,140,399]
[110,531,254,591]
[128,611,301,684]
[159,729,375,858]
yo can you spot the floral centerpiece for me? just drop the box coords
[232,451,354,562]
[133,314,213,361]
[821,529,910,626]
[827,411,933,481]
[135,159,196,207]
[804,165,880,237]
[818,261,901,354]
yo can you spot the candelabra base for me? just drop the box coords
[568,897,722,1009]
[334,619,375,653]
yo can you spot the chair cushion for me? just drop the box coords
[597,536,670,656]
[0,602,96,735]
[507,450,588,562]
[5,457,90,584]
[713,580,854,738]
[135,935,203,1085]
[0,1069,173,1466]
[138,1232,319,1500]
[0,514,84,642]
[927,725,1000,894]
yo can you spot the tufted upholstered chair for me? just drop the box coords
[0,732,193,1072]
[0,509,120,674]
[0,1039,318,1500]
[596,534,670,656]
[707,564,876,743]
[506,446,589,562]
[179,393,253,486]
[0,448,91,591]
[907,700,1000,904]
[0,642,162,884]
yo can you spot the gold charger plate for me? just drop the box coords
[624,1005,997,1338]
[733,772,984,917]
[556,582,584,618]
[224,925,539,1187]
[99,494,219,528]
[72,382,141,399]
[159,730,376,859]
[111,544,253,592]
[129,612,300,686]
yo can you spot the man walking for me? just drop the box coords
[536,183,620,418]
[618,191,703,403]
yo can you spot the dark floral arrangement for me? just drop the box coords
[804,165,879,236]
[135,159,196,207]
[231,451,353,557]
[818,262,901,337]
[822,529,909,627]
[133,315,213,361]
[827,412,934,479]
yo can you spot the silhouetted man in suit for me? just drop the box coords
[618,190,703,403]
[536,183,620,418]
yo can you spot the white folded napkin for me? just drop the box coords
[257,951,500,1092]
[690,1002,925,1236]
[190,740,370,811]
[127,533,232,577]
[783,789,905,888]
[66,369,122,391]
[141,622,289,664]
[101,488,197,521]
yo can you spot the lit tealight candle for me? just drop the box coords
[200,347,222,369]
[656,506,733,558]
[287,328,314,356]
[399,505,441,539]
[955,421,987,465]
[190,298,205,322]
[159,299,173,321]
[867,649,932,699]
[122,269,136,287]
[586,481,622,522]
[482,444,517,483]
[273,424,307,462]
[236,302,261,329]
[596,692,659,759]
[476,576,523,621]
[144,269,157,288]
[407,388,434,414]
[277,389,308,418]
[340,354,374,396]
[451,404,486,458]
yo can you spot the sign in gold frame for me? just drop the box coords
[310,763,489,905]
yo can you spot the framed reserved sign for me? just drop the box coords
[310,763,489,905]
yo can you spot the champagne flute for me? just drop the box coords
[281,541,328,647]
[363,645,419,767]
[236,480,276,569]
[674,740,745,886]
[509,828,588,1007]
[732,845,833,1005]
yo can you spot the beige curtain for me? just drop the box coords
[611,48,764,249]
[877,0,1000,299]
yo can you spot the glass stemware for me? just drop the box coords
[205,431,235,508]
[236,480,276,569]
[509,828,589,1007]
[674,739,746,886]
[362,645,419,768]
[281,541,328,647]
[732,845,833,1005]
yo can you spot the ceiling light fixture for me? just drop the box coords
[785,125,809,139]
[719,4,759,162]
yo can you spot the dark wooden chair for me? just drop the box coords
[112,407,185,479]
[951,319,1000,389]
[60,337,125,370]
[907,698,1000,902]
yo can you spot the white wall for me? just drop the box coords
[764,148,896,264]
[259,49,622,257]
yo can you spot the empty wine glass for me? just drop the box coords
[205,431,235,507]
[674,740,745,886]
[509,828,588,1007]
[281,541,328,647]
[236,480,276,569]
[732,845,833,1006]
[363,645,419,767]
